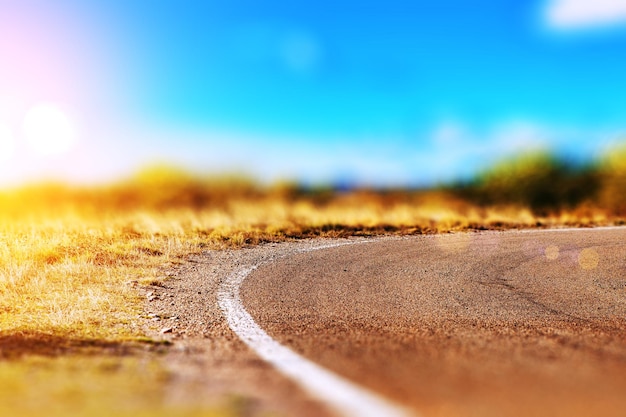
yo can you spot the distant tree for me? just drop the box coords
[597,142,626,215]
[452,151,598,215]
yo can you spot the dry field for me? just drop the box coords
[0,151,625,416]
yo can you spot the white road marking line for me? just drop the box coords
[217,240,414,417]
[217,227,624,415]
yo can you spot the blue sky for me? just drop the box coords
[1,0,626,185]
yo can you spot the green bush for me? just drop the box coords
[451,151,599,215]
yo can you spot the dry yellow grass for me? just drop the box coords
[0,354,234,417]
[0,182,614,339]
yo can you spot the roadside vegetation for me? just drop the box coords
[0,354,232,417]
[1,143,626,415]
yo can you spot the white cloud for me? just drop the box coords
[417,120,597,183]
[430,121,468,148]
[2,117,620,188]
[428,120,549,158]
[489,122,550,153]
[545,0,626,30]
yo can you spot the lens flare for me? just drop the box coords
[578,248,599,270]
[545,245,559,260]
[23,103,75,156]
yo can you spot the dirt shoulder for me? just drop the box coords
[139,238,372,417]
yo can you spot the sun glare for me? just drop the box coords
[0,122,15,161]
[23,103,76,156]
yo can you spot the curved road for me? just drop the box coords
[240,228,626,417]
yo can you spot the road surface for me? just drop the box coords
[238,229,626,416]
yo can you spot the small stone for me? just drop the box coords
[148,295,158,301]
[160,327,173,334]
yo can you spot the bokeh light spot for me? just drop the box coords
[578,248,599,270]
[545,245,559,260]
[0,122,15,161]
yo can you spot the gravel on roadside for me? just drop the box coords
[139,237,378,417]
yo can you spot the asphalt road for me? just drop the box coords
[240,228,626,417]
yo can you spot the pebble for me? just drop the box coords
[160,327,173,334]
